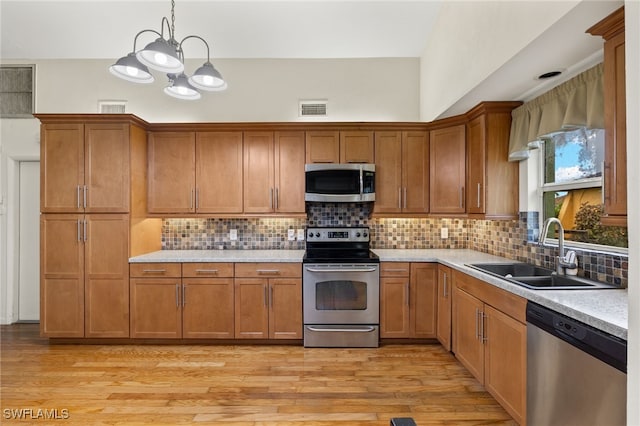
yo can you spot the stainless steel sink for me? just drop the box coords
[466,262,618,290]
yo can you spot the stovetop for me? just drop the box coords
[303,226,379,264]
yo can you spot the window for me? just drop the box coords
[0,65,35,118]
[539,128,628,249]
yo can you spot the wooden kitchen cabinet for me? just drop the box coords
[41,213,129,338]
[306,130,374,164]
[148,131,244,215]
[588,7,626,225]
[234,263,302,339]
[374,131,429,214]
[430,124,466,214]
[466,103,521,219]
[452,270,526,425]
[436,264,452,351]
[40,122,130,213]
[380,262,437,339]
[244,131,305,214]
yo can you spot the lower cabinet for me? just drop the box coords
[380,262,437,339]
[234,263,302,339]
[452,270,526,425]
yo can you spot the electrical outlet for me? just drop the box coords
[441,227,449,239]
[296,229,305,241]
[287,229,296,241]
[229,229,238,241]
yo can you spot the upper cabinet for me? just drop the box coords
[306,130,374,164]
[587,7,626,226]
[244,131,305,214]
[41,123,130,213]
[466,102,521,219]
[148,131,244,215]
[430,124,466,214]
[374,130,429,214]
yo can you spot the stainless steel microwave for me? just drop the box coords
[305,163,375,202]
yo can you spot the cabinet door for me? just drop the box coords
[274,131,306,213]
[196,132,243,214]
[182,279,235,339]
[130,278,182,338]
[466,116,485,214]
[244,132,275,213]
[484,305,526,425]
[340,131,374,163]
[374,131,403,214]
[40,214,84,337]
[40,124,84,212]
[402,131,429,213]
[603,31,627,222]
[234,278,269,339]
[410,263,437,338]
[269,278,302,339]
[430,125,466,213]
[379,277,410,338]
[148,132,195,214]
[306,131,340,164]
[436,265,452,351]
[84,124,130,213]
[453,286,484,382]
[84,214,130,338]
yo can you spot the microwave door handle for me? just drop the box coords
[359,170,363,195]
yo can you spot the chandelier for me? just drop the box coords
[109,0,227,100]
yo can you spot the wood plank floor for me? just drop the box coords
[1,324,516,425]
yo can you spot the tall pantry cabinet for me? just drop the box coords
[37,115,149,338]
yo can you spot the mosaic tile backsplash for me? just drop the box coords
[161,204,628,287]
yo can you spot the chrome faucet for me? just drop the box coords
[539,217,578,274]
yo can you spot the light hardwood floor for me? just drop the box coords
[1,324,516,425]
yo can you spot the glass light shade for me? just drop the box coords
[136,38,184,74]
[164,73,201,100]
[188,62,227,91]
[109,53,154,83]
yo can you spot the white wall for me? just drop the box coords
[419,0,579,121]
[625,1,639,423]
[26,58,420,122]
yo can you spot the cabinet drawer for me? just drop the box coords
[380,262,411,277]
[182,263,234,278]
[130,263,181,278]
[235,262,301,278]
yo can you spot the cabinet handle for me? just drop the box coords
[77,219,82,242]
[443,273,448,298]
[175,284,180,308]
[142,269,167,273]
[190,188,194,210]
[475,308,480,340]
[460,187,465,209]
[76,185,81,209]
[275,188,279,210]
[83,220,87,242]
[195,269,218,274]
[264,284,268,307]
[405,282,410,306]
[257,269,280,275]
[270,286,274,308]
[195,189,200,210]
[476,183,481,208]
[403,187,407,209]
[481,311,487,344]
[398,187,402,209]
[269,188,274,209]
[182,284,186,307]
[83,185,87,209]
[384,268,408,272]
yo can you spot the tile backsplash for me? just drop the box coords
[161,205,628,287]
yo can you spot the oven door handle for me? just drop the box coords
[306,326,376,333]
[304,267,378,273]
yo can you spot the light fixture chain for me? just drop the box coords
[170,0,176,39]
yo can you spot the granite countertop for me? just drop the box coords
[129,248,628,340]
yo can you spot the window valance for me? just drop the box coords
[508,63,604,161]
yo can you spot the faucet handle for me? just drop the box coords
[560,250,578,269]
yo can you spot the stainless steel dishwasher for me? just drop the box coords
[526,302,627,426]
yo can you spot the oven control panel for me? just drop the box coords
[306,227,370,242]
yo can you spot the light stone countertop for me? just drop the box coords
[129,248,628,340]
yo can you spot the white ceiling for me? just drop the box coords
[0,0,624,118]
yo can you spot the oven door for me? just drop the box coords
[303,263,379,325]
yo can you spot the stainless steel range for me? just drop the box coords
[303,226,380,348]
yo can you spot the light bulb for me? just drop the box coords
[126,66,139,77]
[154,52,168,65]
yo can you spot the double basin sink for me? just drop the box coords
[466,262,618,290]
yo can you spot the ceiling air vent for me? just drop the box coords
[98,100,127,113]
[299,99,328,117]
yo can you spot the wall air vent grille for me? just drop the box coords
[98,100,127,113]
[299,99,328,117]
